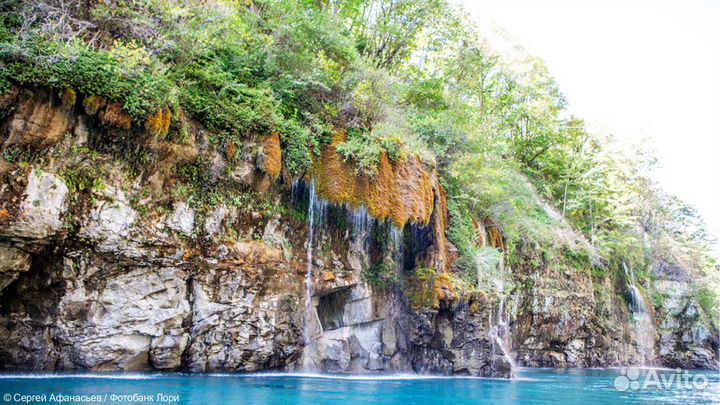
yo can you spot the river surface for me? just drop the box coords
[1,368,718,404]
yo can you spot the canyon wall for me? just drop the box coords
[0,88,716,375]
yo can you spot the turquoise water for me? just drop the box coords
[1,368,718,404]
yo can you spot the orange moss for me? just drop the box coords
[61,88,76,108]
[467,291,489,313]
[314,131,435,229]
[407,269,458,310]
[260,133,282,178]
[485,218,505,251]
[225,141,237,161]
[431,272,458,310]
[99,102,132,129]
[473,219,488,248]
[83,95,106,115]
[313,130,453,272]
[145,106,171,137]
[315,131,359,205]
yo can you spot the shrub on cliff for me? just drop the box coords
[0,38,176,121]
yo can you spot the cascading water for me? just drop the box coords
[349,205,374,237]
[389,226,404,275]
[300,179,327,370]
[489,254,516,374]
[347,205,375,271]
[623,262,656,366]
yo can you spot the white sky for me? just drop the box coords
[461,0,720,255]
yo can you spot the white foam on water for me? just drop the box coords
[212,372,518,382]
[0,371,554,383]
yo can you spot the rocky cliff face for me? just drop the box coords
[0,87,716,375]
[653,262,719,370]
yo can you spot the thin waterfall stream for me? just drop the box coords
[300,179,327,370]
[623,262,656,366]
[390,225,404,276]
[489,254,517,374]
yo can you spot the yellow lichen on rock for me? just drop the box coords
[406,268,458,310]
[225,141,237,161]
[260,133,282,179]
[145,106,171,137]
[220,240,284,268]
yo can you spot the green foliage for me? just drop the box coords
[336,127,383,176]
[648,290,669,311]
[62,166,106,204]
[519,276,535,291]
[337,0,452,70]
[404,77,448,110]
[362,262,397,287]
[474,247,502,289]
[445,197,479,279]
[2,145,41,164]
[696,287,720,327]
[407,108,467,169]
[404,267,437,309]
[335,126,405,176]
[0,38,177,120]
[279,119,323,175]
[559,244,592,272]
[178,53,281,142]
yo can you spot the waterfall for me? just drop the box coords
[489,254,516,374]
[300,179,327,370]
[347,206,375,272]
[349,205,374,238]
[623,261,656,366]
[389,225,404,275]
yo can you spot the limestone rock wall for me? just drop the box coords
[0,88,508,376]
[300,249,511,377]
[509,259,718,370]
[653,265,719,370]
[0,86,715,376]
[511,268,638,367]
